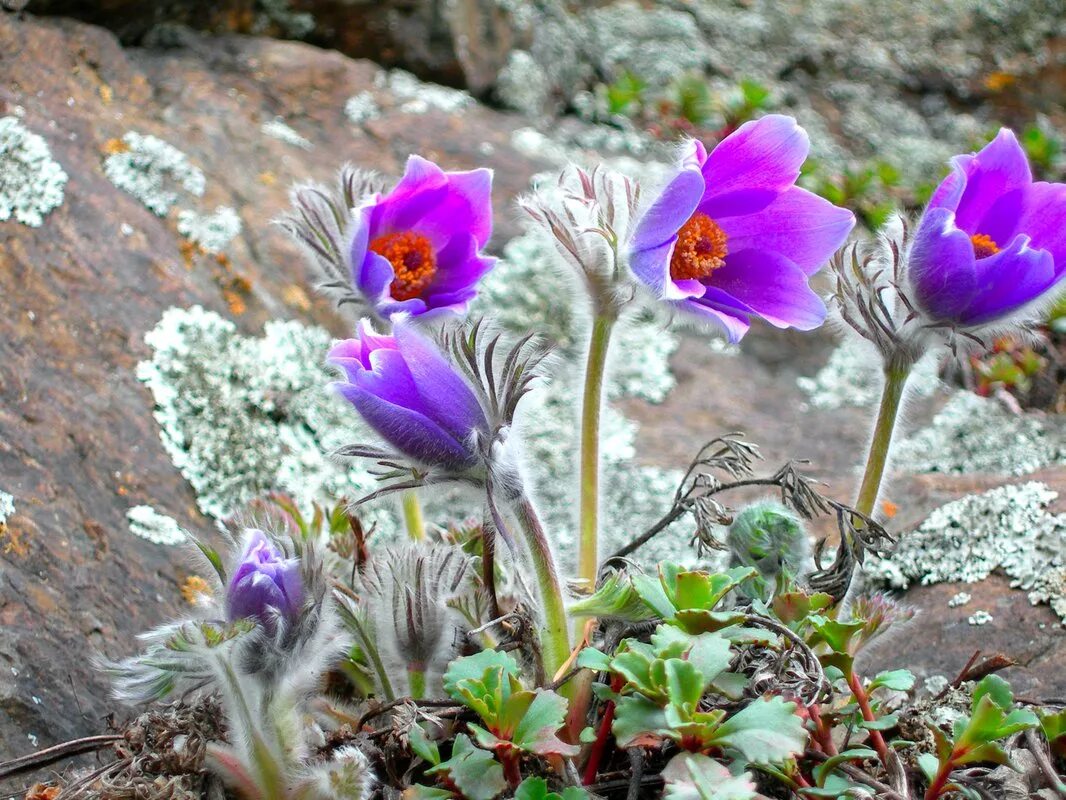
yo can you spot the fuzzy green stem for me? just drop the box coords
[513,495,572,683]
[578,313,615,589]
[402,491,426,542]
[407,667,426,700]
[855,360,912,517]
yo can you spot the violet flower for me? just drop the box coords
[226,529,303,630]
[629,115,855,342]
[908,129,1066,328]
[351,155,496,320]
[329,319,489,471]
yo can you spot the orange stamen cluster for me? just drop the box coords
[970,233,1000,259]
[670,212,729,281]
[370,230,437,300]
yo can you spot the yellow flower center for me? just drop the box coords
[970,233,1000,259]
[370,230,437,301]
[670,212,729,281]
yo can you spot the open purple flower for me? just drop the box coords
[329,319,488,471]
[629,115,855,342]
[350,155,496,320]
[226,529,303,630]
[908,129,1066,327]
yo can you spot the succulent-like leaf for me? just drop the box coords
[513,777,589,800]
[425,734,506,800]
[707,696,808,765]
[662,753,758,800]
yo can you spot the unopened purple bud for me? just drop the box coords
[226,529,303,630]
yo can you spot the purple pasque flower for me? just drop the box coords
[351,155,495,320]
[907,128,1066,328]
[329,318,489,471]
[226,529,303,629]
[629,115,855,342]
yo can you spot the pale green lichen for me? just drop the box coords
[0,116,67,227]
[375,70,473,115]
[894,390,1066,476]
[967,610,993,626]
[0,490,14,526]
[103,132,206,216]
[261,118,313,150]
[344,92,381,125]
[176,206,242,254]
[797,337,941,410]
[126,505,188,546]
[866,482,1066,622]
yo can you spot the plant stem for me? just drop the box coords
[854,359,912,517]
[924,756,955,800]
[578,313,615,588]
[407,667,426,700]
[848,671,890,765]
[513,495,572,683]
[402,491,426,541]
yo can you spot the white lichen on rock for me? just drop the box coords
[866,482,1066,622]
[375,70,473,115]
[797,337,941,410]
[344,92,381,125]
[176,206,242,253]
[0,490,14,526]
[261,118,313,150]
[895,390,1066,476]
[126,505,188,546]
[967,610,993,626]
[0,116,68,227]
[947,591,971,608]
[103,132,206,216]
[137,306,384,522]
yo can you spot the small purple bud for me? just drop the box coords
[226,529,303,630]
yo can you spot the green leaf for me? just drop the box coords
[409,723,440,765]
[442,650,518,698]
[972,674,1013,711]
[633,572,676,618]
[860,713,899,731]
[613,693,670,747]
[661,659,705,709]
[1039,708,1066,757]
[812,748,877,787]
[403,786,455,800]
[512,689,579,757]
[662,753,758,800]
[426,735,506,800]
[576,647,611,672]
[870,669,915,692]
[709,696,808,765]
[568,572,656,622]
[514,777,590,800]
[917,753,940,783]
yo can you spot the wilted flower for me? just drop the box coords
[908,129,1066,328]
[280,157,495,320]
[630,115,855,342]
[226,528,304,630]
[330,318,490,472]
[727,501,809,598]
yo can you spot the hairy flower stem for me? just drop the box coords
[578,313,615,589]
[848,671,890,766]
[513,495,572,683]
[408,667,426,700]
[855,359,912,517]
[402,491,426,541]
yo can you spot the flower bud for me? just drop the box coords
[226,529,303,630]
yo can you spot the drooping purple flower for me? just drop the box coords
[329,319,489,471]
[226,529,303,629]
[350,155,496,320]
[907,129,1066,328]
[629,115,855,342]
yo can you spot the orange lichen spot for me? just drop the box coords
[282,284,313,312]
[99,84,113,105]
[370,230,438,301]
[670,212,729,281]
[881,500,899,519]
[180,240,203,269]
[1,523,29,558]
[223,289,247,316]
[180,575,213,605]
[25,783,60,800]
[259,171,278,186]
[117,485,128,496]
[970,233,1000,259]
[103,137,130,155]
[983,72,1016,92]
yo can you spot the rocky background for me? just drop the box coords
[2,0,1066,779]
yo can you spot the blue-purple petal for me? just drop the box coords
[908,207,979,320]
[700,115,809,203]
[960,234,1057,325]
[707,250,827,330]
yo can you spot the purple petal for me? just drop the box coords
[706,250,827,330]
[371,155,450,235]
[960,234,1057,325]
[334,382,475,468]
[409,167,494,248]
[631,141,706,251]
[428,234,496,294]
[1013,181,1066,275]
[629,238,706,301]
[393,322,487,440]
[700,115,809,204]
[717,186,855,275]
[678,292,752,343]
[952,129,1032,234]
[907,207,978,320]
